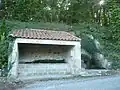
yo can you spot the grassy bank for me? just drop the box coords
[0,20,120,70]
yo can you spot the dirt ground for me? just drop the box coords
[0,79,24,90]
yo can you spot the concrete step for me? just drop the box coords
[17,74,72,81]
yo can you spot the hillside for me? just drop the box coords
[0,20,119,69]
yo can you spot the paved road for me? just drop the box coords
[18,76,120,90]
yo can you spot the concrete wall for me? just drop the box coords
[8,40,19,78]
[18,64,71,77]
[8,38,81,79]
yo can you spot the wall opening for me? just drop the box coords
[18,43,73,64]
[17,43,74,77]
[20,59,66,64]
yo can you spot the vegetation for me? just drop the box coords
[0,19,8,69]
[0,0,120,69]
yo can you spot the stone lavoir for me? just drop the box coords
[8,29,81,79]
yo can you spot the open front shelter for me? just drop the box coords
[8,29,81,79]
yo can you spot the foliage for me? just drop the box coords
[0,0,120,69]
[81,35,101,55]
[0,19,8,69]
[105,0,120,69]
[4,0,108,24]
[106,0,120,41]
[1,20,119,69]
[110,53,120,69]
[5,20,71,31]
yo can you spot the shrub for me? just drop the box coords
[0,19,8,69]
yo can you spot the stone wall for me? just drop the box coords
[18,64,71,77]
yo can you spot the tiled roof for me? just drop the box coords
[10,29,80,41]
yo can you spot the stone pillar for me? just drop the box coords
[71,42,81,75]
[8,40,19,79]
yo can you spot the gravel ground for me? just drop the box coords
[0,78,25,90]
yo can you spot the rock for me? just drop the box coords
[81,35,101,55]
[81,60,87,68]
[94,39,101,50]
[81,49,91,61]
[93,53,105,68]
[93,53,111,69]
[81,49,92,68]
[81,34,111,69]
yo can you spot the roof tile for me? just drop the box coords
[10,29,80,41]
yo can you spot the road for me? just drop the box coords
[18,76,120,90]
